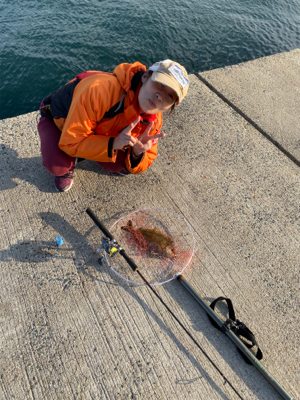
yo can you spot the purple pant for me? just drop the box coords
[37,115,128,176]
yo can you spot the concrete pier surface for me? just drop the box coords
[0,49,299,399]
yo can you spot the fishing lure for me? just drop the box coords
[121,220,176,258]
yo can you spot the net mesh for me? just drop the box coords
[104,208,194,285]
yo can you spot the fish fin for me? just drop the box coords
[121,220,134,232]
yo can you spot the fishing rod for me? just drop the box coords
[177,275,293,400]
[86,208,293,400]
[86,207,244,399]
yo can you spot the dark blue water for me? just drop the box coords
[0,0,299,119]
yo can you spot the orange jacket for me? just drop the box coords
[53,62,163,174]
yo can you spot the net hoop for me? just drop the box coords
[104,207,195,286]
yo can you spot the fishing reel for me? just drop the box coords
[97,237,122,265]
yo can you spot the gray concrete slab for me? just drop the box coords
[199,48,300,164]
[0,55,299,400]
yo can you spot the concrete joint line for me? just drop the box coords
[197,73,300,169]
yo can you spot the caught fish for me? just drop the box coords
[121,220,176,258]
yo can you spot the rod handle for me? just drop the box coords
[86,208,114,240]
[119,249,139,272]
[177,274,294,400]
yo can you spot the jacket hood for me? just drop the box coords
[113,62,147,93]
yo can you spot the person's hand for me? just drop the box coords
[114,117,141,150]
[132,122,165,156]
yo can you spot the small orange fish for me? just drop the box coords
[121,220,176,258]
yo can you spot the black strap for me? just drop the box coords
[130,70,144,92]
[49,78,81,119]
[108,137,115,158]
[208,297,263,364]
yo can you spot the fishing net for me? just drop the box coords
[101,208,195,285]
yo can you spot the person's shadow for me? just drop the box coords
[1,209,284,399]
[0,145,126,193]
[1,210,235,400]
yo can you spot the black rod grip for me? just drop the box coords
[86,208,114,240]
[177,275,294,400]
[119,249,139,272]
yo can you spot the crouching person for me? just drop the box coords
[37,60,189,192]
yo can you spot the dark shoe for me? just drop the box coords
[54,171,74,192]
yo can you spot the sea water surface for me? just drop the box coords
[0,0,299,119]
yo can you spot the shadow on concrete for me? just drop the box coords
[0,210,278,399]
[0,145,126,193]
[1,210,233,399]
